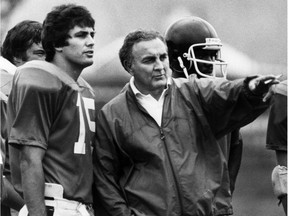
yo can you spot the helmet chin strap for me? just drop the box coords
[177,57,189,79]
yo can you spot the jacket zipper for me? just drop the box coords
[160,127,184,215]
[135,92,184,214]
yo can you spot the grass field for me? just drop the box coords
[232,110,285,216]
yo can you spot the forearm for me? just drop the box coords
[20,146,46,216]
[202,77,269,137]
[21,159,46,216]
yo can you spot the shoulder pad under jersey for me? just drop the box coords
[15,60,81,92]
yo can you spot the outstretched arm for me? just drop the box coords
[195,74,281,138]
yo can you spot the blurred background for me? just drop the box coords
[1,0,287,215]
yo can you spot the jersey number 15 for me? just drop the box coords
[74,93,95,154]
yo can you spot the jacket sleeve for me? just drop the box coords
[93,109,131,216]
[192,76,270,138]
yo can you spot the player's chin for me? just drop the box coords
[83,60,94,67]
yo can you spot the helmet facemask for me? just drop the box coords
[180,38,228,79]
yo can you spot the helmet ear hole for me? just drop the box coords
[168,48,182,72]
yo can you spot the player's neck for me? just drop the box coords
[51,58,83,81]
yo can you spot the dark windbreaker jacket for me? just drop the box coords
[93,75,269,216]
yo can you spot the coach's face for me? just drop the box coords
[129,38,170,100]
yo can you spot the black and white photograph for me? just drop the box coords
[1,0,287,216]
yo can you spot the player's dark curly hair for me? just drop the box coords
[42,4,95,62]
[119,29,166,72]
[1,20,42,64]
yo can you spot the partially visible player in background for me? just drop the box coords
[7,4,97,216]
[1,19,45,216]
[266,80,287,215]
[1,20,45,67]
[165,16,243,215]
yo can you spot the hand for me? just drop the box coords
[262,85,276,102]
[248,74,281,102]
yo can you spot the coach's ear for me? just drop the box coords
[124,60,134,75]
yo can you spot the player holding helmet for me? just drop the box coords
[165,16,243,215]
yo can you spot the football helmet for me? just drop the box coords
[165,16,227,78]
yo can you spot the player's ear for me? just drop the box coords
[55,47,63,52]
[13,57,24,67]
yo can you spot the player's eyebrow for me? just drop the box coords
[75,30,95,35]
[68,30,95,39]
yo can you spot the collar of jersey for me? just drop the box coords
[18,60,83,91]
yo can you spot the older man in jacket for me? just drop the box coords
[93,29,279,216]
